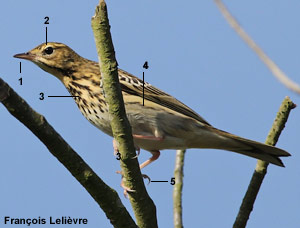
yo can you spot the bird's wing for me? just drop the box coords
[118,69,210,125]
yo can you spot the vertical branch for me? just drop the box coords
[173,149,186,228]
[233,97,295,228]
[91,1,158,227]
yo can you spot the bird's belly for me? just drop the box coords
[79,105,113,136]
[73,94,113,136]
[125,102,206,151]
[88,114,113,136]
[74,96,206,151]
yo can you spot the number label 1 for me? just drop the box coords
[44,16,49,24]
[39,92,45,100]
[18,77,22,85]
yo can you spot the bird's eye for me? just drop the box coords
[44,47,53,55]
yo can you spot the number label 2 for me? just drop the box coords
[44,16,49,24]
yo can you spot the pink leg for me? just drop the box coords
[139,150,161,169]
[132,134,162,159]
[133,134,164,141]
[113,138,119,156]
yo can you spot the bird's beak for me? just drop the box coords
[13,52,35,61]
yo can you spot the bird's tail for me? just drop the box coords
[191,126,291,167]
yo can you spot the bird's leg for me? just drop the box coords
[113,138,119,157]
[115,170,135,198]
[132,134,162,169]
[120,177,136,198]
[132,134,163,171]
[113,137,145,197]
[133,134,163,141]
[116,170,150,198]
[131,134,162,158]
[139,150,161,169]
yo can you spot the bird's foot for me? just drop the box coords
[113,138,119,157]
[132,146,141,159]
[116,170,151,198]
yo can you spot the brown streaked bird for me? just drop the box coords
[14,42,290,170]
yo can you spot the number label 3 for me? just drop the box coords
[116,152,121,160]
[39,92,44,100]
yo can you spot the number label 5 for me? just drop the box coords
[170,177,175,185]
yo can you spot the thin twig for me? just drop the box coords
[173,149,186,228]
[233,96,295,228]
[214,0,300,95]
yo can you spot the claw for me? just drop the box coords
[142,174,151,185]
[132,146,141,159]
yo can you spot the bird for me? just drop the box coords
[14,42,290,171]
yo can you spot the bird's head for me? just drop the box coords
[14,42,83,80]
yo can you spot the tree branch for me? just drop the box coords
[0,77,137,228]
[233,96,296,228]
[214,0,300,95]
[173,149,186,228]
[91,1,158,227]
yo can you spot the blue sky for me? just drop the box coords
[1,1,299,227]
